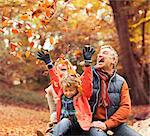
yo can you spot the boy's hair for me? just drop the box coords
[100,45,119,68]
[61,73,82,94]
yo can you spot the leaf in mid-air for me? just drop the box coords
[25,50,30,58]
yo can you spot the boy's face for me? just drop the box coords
[63,85,78,98]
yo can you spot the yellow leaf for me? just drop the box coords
[50,36,54,44]
[25,51,30,58]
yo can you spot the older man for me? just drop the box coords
[88,45,140,136]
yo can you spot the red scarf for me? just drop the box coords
[96,69,110,107]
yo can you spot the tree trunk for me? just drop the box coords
[109,0,149,105]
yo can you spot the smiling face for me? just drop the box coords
[63,85,78,98]
[61,74,81,98]
[55,57,74,78]
[96,46,118,72]
[56,64,68,77]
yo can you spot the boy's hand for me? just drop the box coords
[83,45,95,65]
[37,50,53,68]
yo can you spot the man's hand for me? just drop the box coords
[37,50,53,68]
[82,45,95,66]
[91,121,107,131]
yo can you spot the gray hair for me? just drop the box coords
[100,45,119,68]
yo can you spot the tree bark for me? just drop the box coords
[109,0,149,105]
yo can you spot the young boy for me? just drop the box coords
[37,46,95,136]
[45,56,75,124]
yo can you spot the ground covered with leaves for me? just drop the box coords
[0,104,49,136]
[0,103,149,136]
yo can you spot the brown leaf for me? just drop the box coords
[10,42,17,51]
[18,41,23,46]
[40,19,50,25]
[32,9,42,18]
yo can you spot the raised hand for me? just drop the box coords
[37,50,53,68]
[82,45,95,65]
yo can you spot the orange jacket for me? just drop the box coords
[49,66,93,131]
[94,80,131,129]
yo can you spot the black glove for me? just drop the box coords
[82,45,95,66]
[37,50,53,69]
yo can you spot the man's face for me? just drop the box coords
[96,47,115,70]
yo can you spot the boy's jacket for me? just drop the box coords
[49,66,92,131]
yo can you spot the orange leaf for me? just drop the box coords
[10,42,17,51]
[46,9,51,18]
[30,42,34,48]
[25,51,30,58]
[20,15,28,20]
[16,51,22,58]
[26,30,32,37]
[12,29,19,34]
[2,20,8,27]
[50,36,54,44]
[45,0,49,5]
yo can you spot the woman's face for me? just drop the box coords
[56,64,68,77]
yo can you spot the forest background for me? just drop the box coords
[0,0,149,135]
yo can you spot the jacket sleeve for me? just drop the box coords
[104,80,131,129]
[80,66,93,99]
[49,67,61,95]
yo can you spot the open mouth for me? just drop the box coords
[98,56,104,63]
[61,68,67,71]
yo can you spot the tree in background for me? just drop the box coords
[109,0,150,105]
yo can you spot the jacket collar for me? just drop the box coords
[92,66,117,82]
